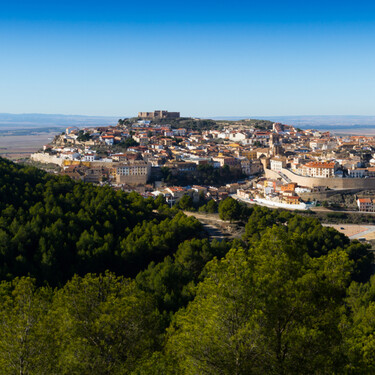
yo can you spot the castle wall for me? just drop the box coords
[30,153,64,166]
[298,189,365,201]
[116,174,148,185]
[265,167,375,190]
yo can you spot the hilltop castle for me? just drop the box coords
[138,110,180,120]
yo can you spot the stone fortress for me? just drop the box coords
[138,110,180,120]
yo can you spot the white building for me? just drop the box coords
[82,153,98,162]
[101,136,114,145]
[348,168,366,178]
[295,186,312,194]
[270,157,287,172]
[238,158,251,175]
[114,161,151,185]
[357,198,375,212]
[301,161,338,178]
[173,128,187,137]
[229,132,247,142]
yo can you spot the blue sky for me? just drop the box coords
[1,0,375,117]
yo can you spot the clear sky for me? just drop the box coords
[1,0,375,117]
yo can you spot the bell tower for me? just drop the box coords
[269,133,283,156]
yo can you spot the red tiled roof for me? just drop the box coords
[304,162,336,169]
[358,198,372,203]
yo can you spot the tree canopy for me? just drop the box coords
[167,228,352,374]
[0,157,374,373]
[0,158,202,286]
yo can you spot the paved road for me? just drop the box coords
[182,208,375,244]
[311,207,375,215]
[323,224,375,239]
[235,196,375,215]
[186,210,375,242]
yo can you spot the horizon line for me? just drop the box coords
[2,112,375,119]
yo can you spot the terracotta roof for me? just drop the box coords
[304,161,336,169]
[358,198,372,203]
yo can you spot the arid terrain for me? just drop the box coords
[0,133,57,160]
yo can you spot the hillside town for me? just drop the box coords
[30,110,375,212]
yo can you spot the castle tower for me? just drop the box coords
[269,133,283,156]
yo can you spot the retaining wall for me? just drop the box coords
[30,153,64,166]
[265,168,375,190]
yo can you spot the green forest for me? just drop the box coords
[123,117,274,131]
[0,157,375,374]
[159,164,246,187]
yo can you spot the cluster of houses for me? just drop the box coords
[357,198,375,212]
[29,114,375,210]
[237,180,311,207]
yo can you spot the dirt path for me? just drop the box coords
[183,211,244,241]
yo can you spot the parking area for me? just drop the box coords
[323,224,375,240]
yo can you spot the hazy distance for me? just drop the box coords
[2,113,375,133]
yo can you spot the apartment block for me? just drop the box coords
[114,161,151,185]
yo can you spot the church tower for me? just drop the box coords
[269,133,283,156]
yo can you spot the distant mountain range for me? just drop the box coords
[0,113,120,130]
[1,113,375,132]
[211,115,375,130]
